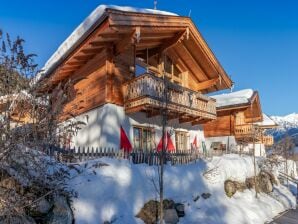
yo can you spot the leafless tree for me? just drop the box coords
[0,29,80,222]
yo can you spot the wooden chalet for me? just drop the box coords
[204,89,263,142]
[203,89,276,155]
[38,5,233,150]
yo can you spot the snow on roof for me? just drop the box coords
[0,91,31,103]
[255,113,278,127]
[211,89,254,108]
[38,5,178,80]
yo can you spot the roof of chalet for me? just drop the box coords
[255,113,278,128]
[211,89,255,108]
[39,5,177,78]
[211,89,263,121]
[38,4,233,93]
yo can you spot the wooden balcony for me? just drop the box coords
[123,73,217,124]
[261,135,274,146]
[234,124,262,143]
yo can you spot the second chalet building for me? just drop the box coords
[39,5,235,151]
[204,89,277,156]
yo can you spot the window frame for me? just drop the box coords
[132,126,155,151]
[175,130,189,151]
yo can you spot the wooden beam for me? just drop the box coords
[125,105,146,114]
[110,26,186,34]
[66,61,85,66]
[73,54,93,61]
[61,65,81,71]
[114,30,137,55]
[180,43,209,81]
[197,77,219,91]
[167,112,180,121]
[89,41,113,47]
[81,47,103,55]
[147,30,187,58]
[179,116,197,124]
[192,118,208,126]
[171,46,201,83]
[146,109,161,118]
[49,19,110,80]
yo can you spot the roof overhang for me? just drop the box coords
[216,91,263,122]
[38,7,233,93]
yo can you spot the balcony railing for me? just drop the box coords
[261,135,274,146]
[234,124,262,141]
[123,73,217,121]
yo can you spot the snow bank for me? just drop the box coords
[39,5,178,80]
[211,89,254,108]
[68,154,296,224]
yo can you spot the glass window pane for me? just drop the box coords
[133,127,141,149]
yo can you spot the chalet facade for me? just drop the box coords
[39,5,233,151]
[203,89,276,156]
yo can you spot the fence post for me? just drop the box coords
[91,147,94,160]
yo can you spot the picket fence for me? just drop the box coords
[46,146,254,165]
[47,146,201,165]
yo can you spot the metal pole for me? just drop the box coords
[159,55,167,224]
[251,104,258,198]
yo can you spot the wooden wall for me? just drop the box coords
[203,115,234,137]
[59,47,135,119]
[107,48,134,105]
[61,50,108,118]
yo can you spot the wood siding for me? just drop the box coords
[61,51,108,118]
[203,115,234,137]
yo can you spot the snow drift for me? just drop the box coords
[67,154,296,224]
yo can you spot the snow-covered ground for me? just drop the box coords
[67,154,296,224]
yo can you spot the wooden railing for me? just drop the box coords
[234,124,261,140]
[261,135,274,146]
[123,73,217,120]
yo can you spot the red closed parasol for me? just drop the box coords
[120,126,132,152]
[157,132,175,152]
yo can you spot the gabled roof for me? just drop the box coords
[211,89,263,121]
[40,5,178,78]
[255,113,278,128]
[38,4,233,93]
[211,89,254,108]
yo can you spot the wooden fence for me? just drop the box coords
[46,146,201,165]
[46,145,254,165]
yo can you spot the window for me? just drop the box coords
[163,55,183,85]
[175,131,188,151]
[133,126,154,151]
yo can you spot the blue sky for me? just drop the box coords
[1,0,297,116]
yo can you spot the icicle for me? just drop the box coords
[230,83,234,93]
